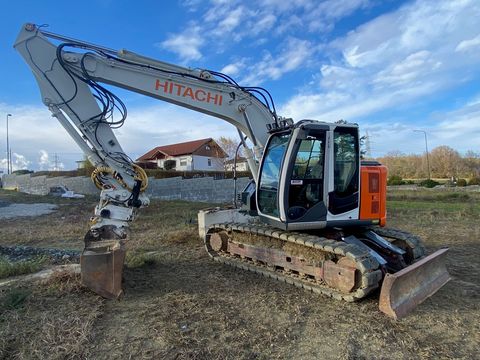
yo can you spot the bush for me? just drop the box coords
[456,178,467,187]
[12,169,34,175]
[387,175,406,186]
[468,177,480,186]
[418,179,440,188]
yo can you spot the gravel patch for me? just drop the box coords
[0,203,58,219]
[0,245,80,263]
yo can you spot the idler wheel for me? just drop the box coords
[209,232,228,252]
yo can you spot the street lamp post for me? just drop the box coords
[6,114,12,174]
[413,129,430,180]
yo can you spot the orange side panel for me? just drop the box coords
[359,165,387,226]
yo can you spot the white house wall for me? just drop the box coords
[192,155,223,171]
[157,155,193,171]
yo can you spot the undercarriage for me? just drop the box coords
[204,220,449,318]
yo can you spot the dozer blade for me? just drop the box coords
[379,248,450,319]
[80,240,126,299]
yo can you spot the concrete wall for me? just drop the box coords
[1,173,251,204]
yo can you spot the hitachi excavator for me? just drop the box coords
[14,23,450,319]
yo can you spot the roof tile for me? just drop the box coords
[137,138,221,161]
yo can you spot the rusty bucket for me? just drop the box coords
[379,248,450,319]
[80,240,126,299]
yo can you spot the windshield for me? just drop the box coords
[258,133,290,217]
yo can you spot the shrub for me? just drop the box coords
[387,175,406,186]
[468,177,480,186]
[456,178,467,187]
[418,179,440,188]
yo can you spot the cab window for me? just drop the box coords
[258,133,289,217]
[287,134,325,219]
[333,127,359,197]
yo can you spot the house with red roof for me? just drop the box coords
[136,138,227,171]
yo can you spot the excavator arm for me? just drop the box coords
[14,23,286,297]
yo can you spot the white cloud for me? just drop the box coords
[362,99,480,157]
[307,0,370,32]
[215,6,245,34]
[220,60,247,76]
[158,25,204,61]
[281,0,480,121]
[0,153,31,173]
[241,37,312,84]
[252,13,277,34]
[180,0,204,12]
[38,150,50,170]
[373,50,442,87]
[36,150,65,171]
[111,103,239,160]
[0,101,239,171]
[455,33,480,52]
[162,0,372,65]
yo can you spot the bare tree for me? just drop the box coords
[462,150,480,177]
[430,146,462,178]
[216,136,244,160]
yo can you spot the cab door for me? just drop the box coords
[280,127,328,229]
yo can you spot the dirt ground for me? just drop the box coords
[0,189,479,359]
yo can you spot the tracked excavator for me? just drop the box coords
[14,23,450,319]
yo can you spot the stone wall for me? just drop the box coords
[1,174,251,204]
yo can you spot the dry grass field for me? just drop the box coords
[0,189,479,359]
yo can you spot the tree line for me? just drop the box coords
[375,146,480,180]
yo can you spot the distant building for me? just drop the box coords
[76,160,87,169]
[137,138,227,171]
[224,156,249,172]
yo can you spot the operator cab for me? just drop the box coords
[256,120,360,230]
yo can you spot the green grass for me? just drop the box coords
[387,190,480,202]
[387,189,480,217]
[0,256,48,279]
[125,251,162,268]
[388,200,480,214]
[0,288,31,311]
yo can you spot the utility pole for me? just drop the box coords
[54,153,59,171]
[413,130,430,179]
[365,130,372,159]
[6,114,12,174]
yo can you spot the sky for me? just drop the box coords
[1,0,479,172]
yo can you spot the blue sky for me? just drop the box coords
[1,0,480,171]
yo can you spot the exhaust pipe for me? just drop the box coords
[379,248,450,319]
[80,240,125,299]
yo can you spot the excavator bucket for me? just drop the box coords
[80,240,126,299]
[379,248,450,319]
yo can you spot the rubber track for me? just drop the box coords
[206,223,384,302]
[369,226,426,260]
